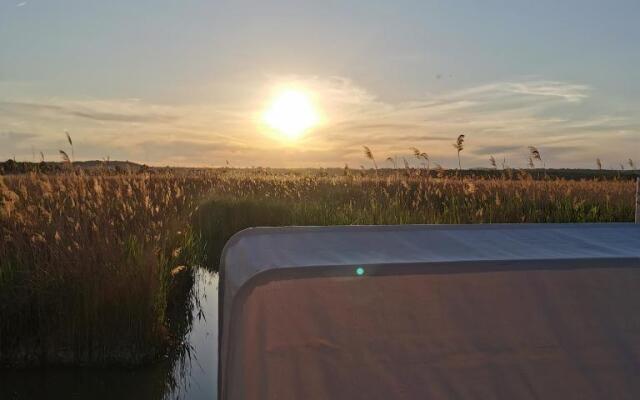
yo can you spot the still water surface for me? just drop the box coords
[0,271,219,400]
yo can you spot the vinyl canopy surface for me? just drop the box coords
[219,224,640,400]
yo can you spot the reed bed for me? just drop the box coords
[0,168,636,366]
[0,171,217,365]
[196,173,635,265]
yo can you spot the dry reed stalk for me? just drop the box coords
[635,177,640,224]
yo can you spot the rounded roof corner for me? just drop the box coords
[219,226,290,270]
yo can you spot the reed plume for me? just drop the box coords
[452,134,465,170]
[489,155,497,169]
[65,131,74,161]
[363,146,378,174]
[59,150,71,164]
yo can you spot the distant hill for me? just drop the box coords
[72,160,143,170]
[234,166,638,181]
[0,159,144,174]
[1,159,637,180]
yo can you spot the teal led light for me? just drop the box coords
[356,267,365,276]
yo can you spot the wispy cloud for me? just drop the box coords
[0,100,179,124]
[471,144,524,155]
[0,131,38,141]
[16,2,27,7]
[0,77,636,167]
[505,81,590,102]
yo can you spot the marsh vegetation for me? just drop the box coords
[0,165,636,370]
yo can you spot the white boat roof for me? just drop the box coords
[219,223,640,399]
[221,223,640,299]
[219,223,640,344]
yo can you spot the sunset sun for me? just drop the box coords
[263,89,319,140]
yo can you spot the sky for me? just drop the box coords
[1,0,638,168]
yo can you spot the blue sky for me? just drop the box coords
[1,0,638,167]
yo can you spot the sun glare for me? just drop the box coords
[263,89,319,140]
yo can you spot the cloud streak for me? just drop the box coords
[0,100,179,124]
[505,81,590,102]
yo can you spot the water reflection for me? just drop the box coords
[0,270,219,400]
[173,270,219,399]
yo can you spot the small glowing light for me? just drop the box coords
[356,267,365,276]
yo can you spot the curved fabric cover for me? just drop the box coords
[219,224,640,400]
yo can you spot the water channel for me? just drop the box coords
[0,270,219,400]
